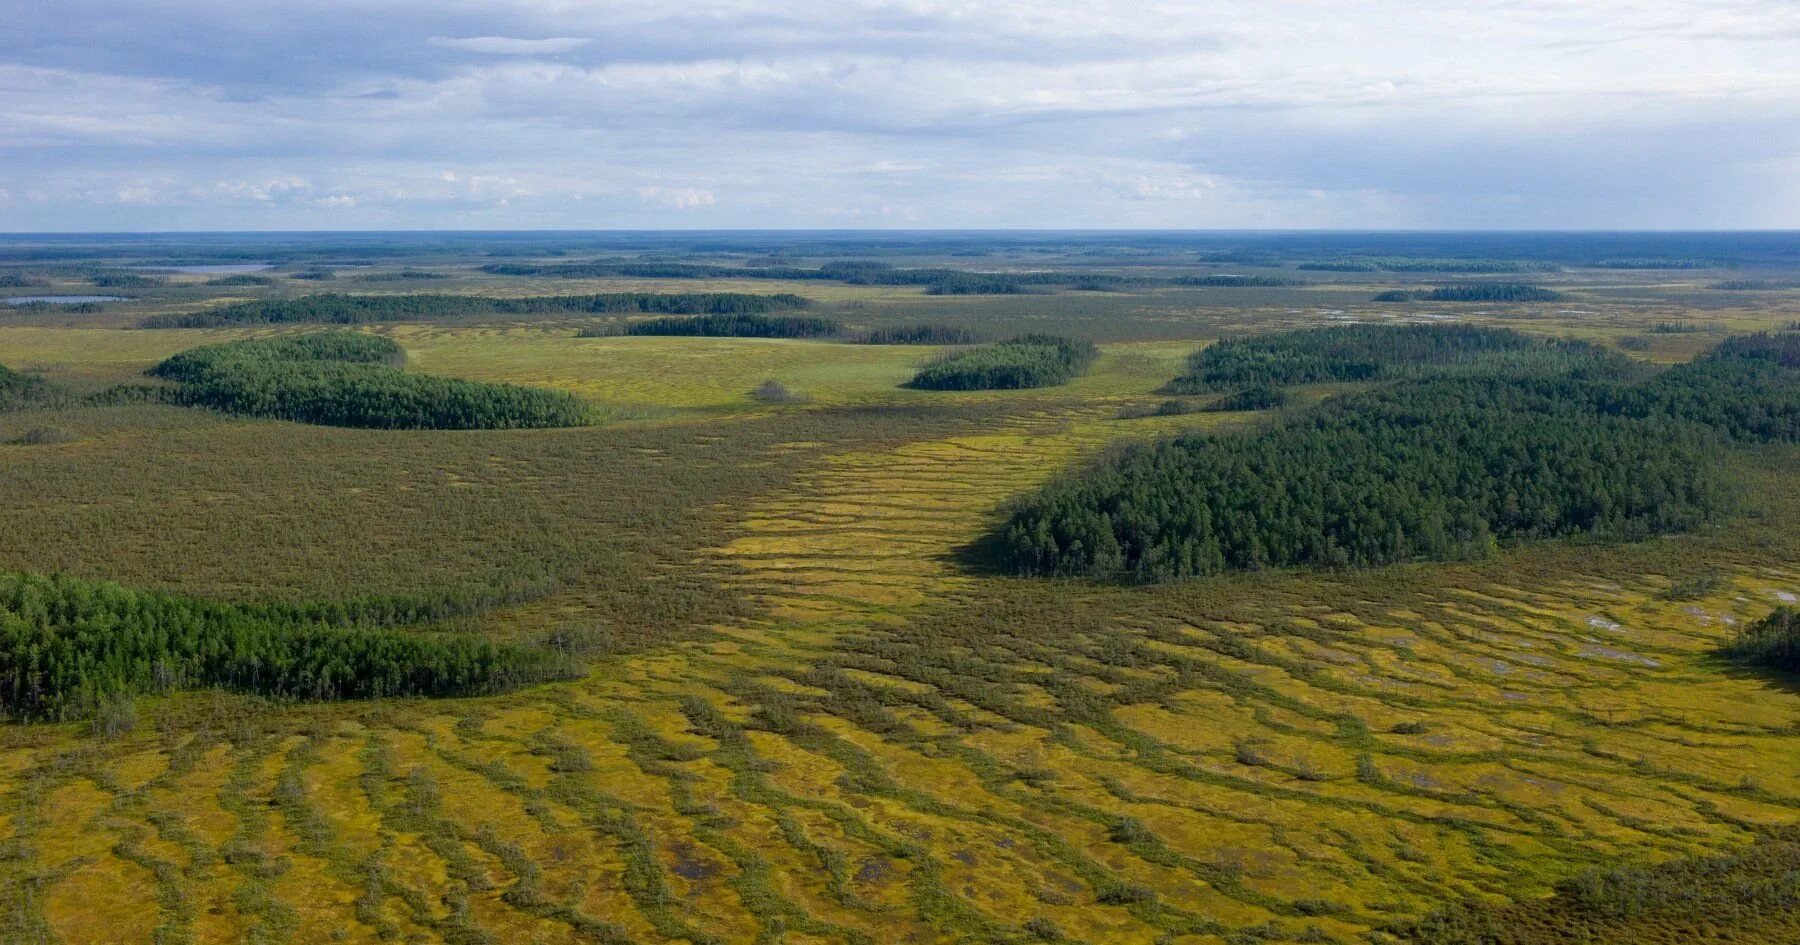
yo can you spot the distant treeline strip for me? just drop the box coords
[1298,257,1562,273]
[622,312,843,338]
[0,572,569,722]
[152,333,596,430]
[1374,284,1563,303]
[146,291,811,327]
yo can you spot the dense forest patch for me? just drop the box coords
[1165,323,1584,393]
[146,291,810,327]
[907,335,1098,390]
[1374,283,1564,303]
[0,572,566,721]
[151,333,595,429]
[994,328,1797,581]
[623,312,843,338]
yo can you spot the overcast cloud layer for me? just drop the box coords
[3,0,1798,230]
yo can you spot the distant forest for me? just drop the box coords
[996,328,1798,581]
[1373,284,1564,303]
[146,291,810,327]
[623,312,843,338]
[152,333,596,429]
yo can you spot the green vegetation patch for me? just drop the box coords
[151,332,596,429]
[858,323,982,345]
[1721,606,1800,673]
[995,328,1798,581]
[1168,274,1308,287]
[1165,323,1569,393]
[623,311,843,338]
[0,572,567,722]
[996,376,1730,580]
[0,362,60,411]
[907,335,1098,390]
[146,291,810,328]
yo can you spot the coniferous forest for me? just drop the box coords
[0,572,565,722]
[151,333,595,429]
[996,327,1797,580]
[146,291,810,327]
[907,334,1098,389]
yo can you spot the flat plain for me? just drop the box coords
[2,233,1798,945]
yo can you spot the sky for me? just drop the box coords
[3,0,1799,231]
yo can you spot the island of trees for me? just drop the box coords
[908,335,1098,390]
[152,333,596,430]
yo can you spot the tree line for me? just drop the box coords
[1298,257,1562,273]
[857,323,982,345]
[1373,284,1563,303]
[993,327,1798,581]
[623,312,843,338]
[151,333,596,430]
[1166,323,1574,393]
[146,291,811,327]
[907,335,1098,390]
[0,571,568,722]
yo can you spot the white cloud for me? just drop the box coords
[636,186,716,210]
[1,1,1797,227]
[427,36,593,55]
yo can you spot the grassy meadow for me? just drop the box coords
[3,236,1800,944]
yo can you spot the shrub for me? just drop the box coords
[6,426,75,446]
[750,380,806,403]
